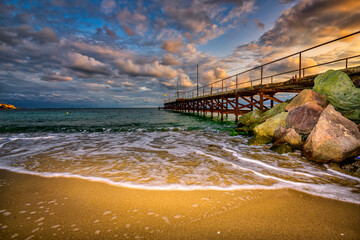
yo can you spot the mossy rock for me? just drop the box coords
[235,127,250,135]
[262,102,288,119]
[254,112,289,139]
[270,144,293,154]
[247,136,273,145]
[238,109,263,127]
[313,70,360,122]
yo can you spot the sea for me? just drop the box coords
[0,108,359,204]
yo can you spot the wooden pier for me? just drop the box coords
[164,32,360,122]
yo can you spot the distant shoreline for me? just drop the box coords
[0,103,18,110]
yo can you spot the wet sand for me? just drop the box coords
[0,169,359,239]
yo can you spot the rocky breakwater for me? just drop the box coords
[233,70,360,175]
[0,103,17,109]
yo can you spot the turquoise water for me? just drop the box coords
[0,108,359,204]
[0,108,233,133]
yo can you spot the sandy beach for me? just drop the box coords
[0,169,359,239]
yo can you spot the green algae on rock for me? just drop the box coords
[248,112,288,145]
[262,102,288,119]
[238,109,263,127]
[313,70,360,122]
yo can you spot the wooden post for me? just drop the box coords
[259,92,264,110]
[235,92,239,123]
[250,96,254,111]
[298,52,302,82]
[197,100,199,116]
[221,80,224,121]
[260,66,263,85]
[226,98,228,118]
[236,75,238,90]
[197,64,199,97]
[346,58,348,68]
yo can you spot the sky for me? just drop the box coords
[0,0,359,108]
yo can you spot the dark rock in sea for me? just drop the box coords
[285,89,327,112]
[285,102,324,135]
[247,136,273,145]
[235,127,250,135]
[313,70,360,122]
[273,127,302,149]
[302,105,360,163]
[270,143,292,154]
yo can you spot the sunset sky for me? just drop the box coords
[1,0,359,108]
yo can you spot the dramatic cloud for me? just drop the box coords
[66,53,111,76]
[259,0,360,47]
[178,70,195,88]
[41,73,73,82]
[114,59,178,79]
[202,67,228,83]
[0,25,58,46]
[161,38,183,53]
[161,54,181,66]
[0,0,356,108]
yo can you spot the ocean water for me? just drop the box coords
[0,108,359,204]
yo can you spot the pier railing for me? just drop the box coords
[165,31,360,103]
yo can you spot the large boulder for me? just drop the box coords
[263,102,288,119]
[302,105,360,163]
[253,112,288,141]
[313,70,360,122]
[285,102,324,135]
[285,89,327,112]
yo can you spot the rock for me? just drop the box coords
[313,70,360,122]
[273,126,287,142]
[235,127,250,135]
[0,103,17,109]
[286,102,324,134]
[302,105,360,163]
[271,144,292,154]
[263,102,288,119]
[247,136,273,145]
[238,109,263,127]
[253,112,288,142]
[285,89,327,112]
[273,127,302,148]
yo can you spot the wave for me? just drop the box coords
[0,126,221,133]
[1,165,359,205]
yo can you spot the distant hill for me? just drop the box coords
[0,103,18,109]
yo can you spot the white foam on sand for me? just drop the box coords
[1,131,359,205]
[1,165,359,205]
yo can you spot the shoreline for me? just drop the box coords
[1,166,360,205]
[1,169,359,239]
